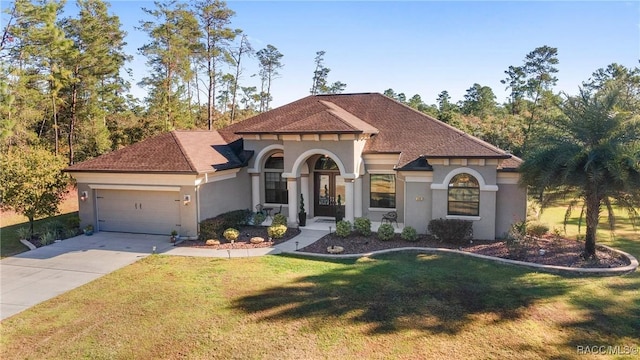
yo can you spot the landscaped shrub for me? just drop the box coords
[401,226,418,242]
[199,209,252,240]
[428,218,473,245]
[272,213,288,226]
[267,224,287,239]
[253,212,266,225]
[377,224,395,241]
[353,217,371,236]
[67,215,80,229]
[224,209,253,226]
[15,227,31,240]
[39,231,56,245]
[526,222,549,238]
[223,228,240,242]
[506,222,535,260]
[336,220,352,237]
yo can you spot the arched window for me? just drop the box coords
[448,173,479,216]
[264,153,287,204]
[314,156,339,170]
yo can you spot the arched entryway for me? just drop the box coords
[313,156,346,217]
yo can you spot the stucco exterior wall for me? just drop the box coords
[198,169,252,222]
[402,175,433,234]
[77,183,94,230]
[495,182,527,238]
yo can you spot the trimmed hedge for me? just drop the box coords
[353,217,372,236]
[268,224,287,239]
[377,224,395,241]
[336,220,352,238]
[199,209,252,240]
[272,213,288,226]
[401,226,418,242]
[428,218,473,245]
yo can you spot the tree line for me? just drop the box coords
[1,0,288,165]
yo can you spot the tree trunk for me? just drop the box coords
[68,69,78,165]
[584,190,601,258]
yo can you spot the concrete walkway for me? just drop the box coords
[0,228,328,321]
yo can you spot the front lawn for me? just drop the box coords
[1,249,638,359]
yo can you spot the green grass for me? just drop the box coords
[0,190,78,258]
[1,248,639,359]
[0,212,80,258]
[1,199,638,358]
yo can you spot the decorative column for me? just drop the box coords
[250,172,260,211]
[354,177,362,218]
[345,179,354,222]
[287,177,298,225]
[300,174,309,214]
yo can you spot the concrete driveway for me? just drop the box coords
[0,232,174,321]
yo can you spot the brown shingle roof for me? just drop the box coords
[66,93,519,174]
[229,96,378,135]
[65,130,250,174]
[229,93,515,168]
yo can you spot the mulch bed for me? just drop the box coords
[176,225,301,250]
[298,233,631,269]
[176,227,630,269]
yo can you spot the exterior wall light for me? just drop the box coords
[80,191,88,202]
[183,194,191,205]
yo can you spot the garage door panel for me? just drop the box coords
[97,190,180,235]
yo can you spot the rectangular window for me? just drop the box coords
[448,188,479,216]
[265,172,288,204]
[370,174,396,208]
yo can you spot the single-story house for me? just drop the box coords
[65,93,526,239]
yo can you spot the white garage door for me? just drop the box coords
[96,189,181,235]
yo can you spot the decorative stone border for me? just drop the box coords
[19,239,37,251]
[288,245,638,277]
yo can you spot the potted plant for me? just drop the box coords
[298,193,306,226]
[335,194,343,222]
[170,229,178,243]
[83,224,94,236]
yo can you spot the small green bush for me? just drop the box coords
[377,224,395,241]
[336,220,352,237]
[39,231,56,245]
[272,213,288,226]
[401,226,418,242]
[223,228,240,242]
[253,212,266,225]
[267,224,287,239]
[15,227,31,240]
[428,218,473,245]
[353,217,371,236]
[526,222,549,237]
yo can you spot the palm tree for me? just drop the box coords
[519,86,640,258]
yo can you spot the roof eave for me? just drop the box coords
[64,169,199,175]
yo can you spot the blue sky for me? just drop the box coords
[9,0,640,108]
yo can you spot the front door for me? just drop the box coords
[314,172,345,217]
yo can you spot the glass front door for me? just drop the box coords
[314,172,345,217]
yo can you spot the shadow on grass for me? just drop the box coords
[233,251,569,335]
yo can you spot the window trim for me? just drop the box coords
[447,173,480,217]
